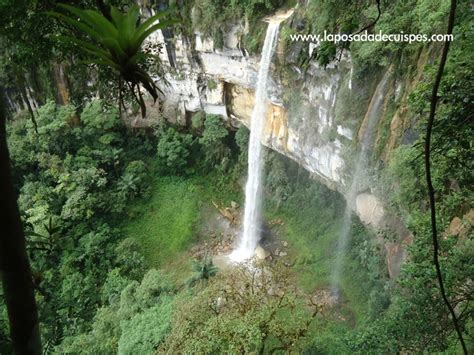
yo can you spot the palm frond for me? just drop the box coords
[134,19,178,50]
[47,12,104,43]
[55,35,113,61]
[49,3,178,117]
[58,4,118,38]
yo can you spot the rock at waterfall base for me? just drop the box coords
[255,246,270,260]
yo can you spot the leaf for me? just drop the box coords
[134,8,174,40]
[110,6,125,28]
[78,58,121,70]
[50,3,178,117]
[134,19,179,50]
[55,35,112,61]
[58,4,117,37]
[47,11,104,43]
[102,37,128,61]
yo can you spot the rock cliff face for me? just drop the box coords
[149,15,353,188]
[141,7,424,277]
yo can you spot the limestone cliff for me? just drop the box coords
[3,4,429,278]
[139,6,433,277]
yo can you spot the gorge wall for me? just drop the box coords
[3,4,432,278]
[139,6,429,277]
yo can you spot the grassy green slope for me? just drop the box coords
[123,176,200,267]
[123,168,376,329]
[122,172,241,283]
[265,185,375,326]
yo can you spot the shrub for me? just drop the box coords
[161,264,319,353]
[156,127,193,174]
[191,0,283,53]
[115,160,149,206]
[191,111,205,130]
[117,299,173,354]
[199,114,230,169]
[235,125,250,163]
[114,238,146,281]
[265,152,292,206]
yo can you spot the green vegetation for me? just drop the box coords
[123,177,200,269]
[0,92,389,352]
[0,101,246,351]
[156,127,194,173]
[57,269,175,353]
[188,0,287,52]
[264,156,389,325]
[373,94,397,160]
[285,0,452,70]
[49,4,177,117]
[1,0,472,354]
[349,4,474,352]
[1,99,156,352]
[199,114,231,169]
[162,264,320,353]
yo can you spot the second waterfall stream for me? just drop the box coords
[330,70,392,296]
[230,21,281,262]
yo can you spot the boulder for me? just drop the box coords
[255,246,270,260]
[355,193,385,228]
[444,209,474,238]
[445,217,463,237]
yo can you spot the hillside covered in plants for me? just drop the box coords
[0,0,472,354]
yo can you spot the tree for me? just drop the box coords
[350,2,473,350]
[162,263,320,353]
[49,4,177,117]
[0,89,42,353]
[186,257,218,288]
[57,269,174,354]
[2,98,158,350]
[156,126,193,174]
[199,114,230,169]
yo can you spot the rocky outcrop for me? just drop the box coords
[146,19,366,191]
[0,4,440,279]
[356,193,385,228]
[444,209,474,239]
[148,16,353,187]
[139,6,427,277]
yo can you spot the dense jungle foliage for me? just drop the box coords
[0,0,472,353]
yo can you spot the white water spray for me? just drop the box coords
[230,22,281,262]
[330,70,391,296]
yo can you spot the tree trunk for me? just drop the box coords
[52,62,70,106]
[15,73,38,133]
[0,89,42,354]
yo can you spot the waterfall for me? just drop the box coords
[330,70,391,296]
[230,22,281,262]
[348,65,353,90]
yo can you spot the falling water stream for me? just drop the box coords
[230,21,281,262]
[330,70,391,297]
